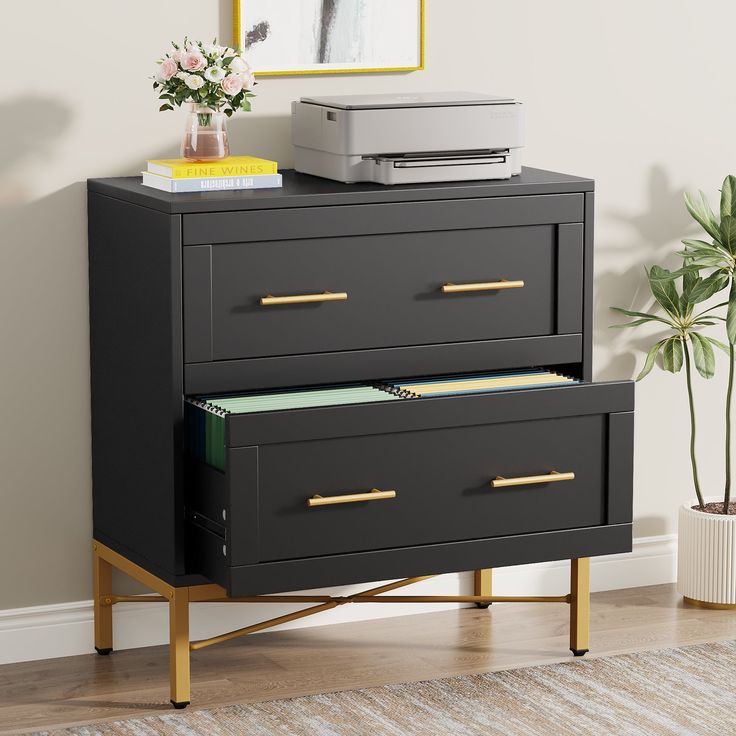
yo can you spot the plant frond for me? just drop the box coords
[684,191,723,243]
[662,336,684,373]
[636,338,668,381]
[690,332,716,378]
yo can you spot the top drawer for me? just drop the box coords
[183,195,584,364]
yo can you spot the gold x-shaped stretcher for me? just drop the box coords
[92,540,590,709]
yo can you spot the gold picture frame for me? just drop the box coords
[234,0,424,77]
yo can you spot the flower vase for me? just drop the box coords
[181,103,230,161]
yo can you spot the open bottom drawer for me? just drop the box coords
[185,380,633,595]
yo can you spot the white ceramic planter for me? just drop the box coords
[677,497,736,608]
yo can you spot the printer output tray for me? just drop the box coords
[365,151,513,185]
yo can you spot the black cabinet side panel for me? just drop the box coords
[557,223,584,334]
[88,192,183,576]
[607,411,635,524]
[582,192,595,381]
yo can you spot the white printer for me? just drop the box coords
[291,91,524,185]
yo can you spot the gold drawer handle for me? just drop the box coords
[491,470,575,488]
[308,488,396,507]
[260,291,348,306]
[441,279,524,293]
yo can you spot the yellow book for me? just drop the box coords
[147,155,278,179]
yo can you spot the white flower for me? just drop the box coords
[185,74,205,90]
[204,66,226,83]
[229,56,250,73]
[176,71,189,80]
[240,70,256,90]
[203,42,224,56]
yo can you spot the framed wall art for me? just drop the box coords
[234,0,424,76]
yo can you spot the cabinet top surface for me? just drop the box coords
[87,167,594,215]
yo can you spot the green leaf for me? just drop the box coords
[690,332,716,378]
[706,336,731,355]
[241,98,252,112]
[682,268,698,295]
[681,270,699,314]
[637,339,668,381]
[662,337,684,373]
[682,238,720,250]
[611,317,665,328]
[679,239,732,262]
[682,263,709,273]
[689,271,729,304]
[694,301,729,320]
[685,191,722,243]
[647,265,680,281]
[678,253,729,268]
[609,306,674,326]
[721,175,736,219]
[721,215,736,253]
[159,104,173,112]
[648,266,682,318]
[727,280,736,344]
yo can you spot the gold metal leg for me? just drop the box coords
[473,569,493,609]
[570,557,590,656]
[94,537,594,707]
[169,586,191,709]
[92,542,113,655]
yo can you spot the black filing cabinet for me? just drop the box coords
[87,168,634,597]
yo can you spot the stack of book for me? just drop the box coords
[141,155,281,193]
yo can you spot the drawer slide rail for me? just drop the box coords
[92,539,591,710]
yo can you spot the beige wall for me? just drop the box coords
[2,0,735,609]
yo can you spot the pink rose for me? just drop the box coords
[221,73,243,96]
[181,51,205,71]
[157,58,177,81]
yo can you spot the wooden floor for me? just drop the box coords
[2,583,736,734]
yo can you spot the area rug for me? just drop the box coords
[36,640,736,736]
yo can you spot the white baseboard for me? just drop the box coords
[0,534,676,666]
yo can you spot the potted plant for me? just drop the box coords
[613,175,736,608]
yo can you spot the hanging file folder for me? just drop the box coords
[186,370,580,471]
